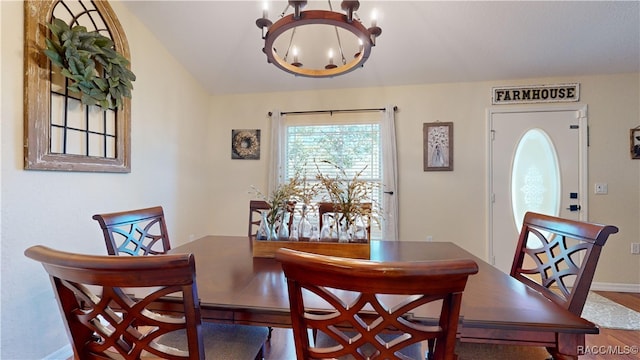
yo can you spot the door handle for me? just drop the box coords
[566,204,581,211]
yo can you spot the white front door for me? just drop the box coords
[488,105,588,273]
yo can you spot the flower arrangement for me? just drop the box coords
[251,161,378,242]
[251,177,300,230]
[315,160,379,238]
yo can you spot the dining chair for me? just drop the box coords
[92,206,171,256]
[276,248,479,360]
[93,205,272,352]
[457,211,619,360]
[24,245,268,360]
[317,202,372,241]
[248,200,296,239]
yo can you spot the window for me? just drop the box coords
[24,0,131,172]
[281,113,383,239]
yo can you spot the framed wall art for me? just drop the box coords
[631,126,640,160]
[232,129,261,160]
[423,122,453,171]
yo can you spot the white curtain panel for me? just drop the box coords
[381,106,399,241]
[268,110,285,193]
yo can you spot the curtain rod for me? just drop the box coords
[268,106,397,117]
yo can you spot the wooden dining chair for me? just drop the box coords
[276,248,479,360]
[457,211,619,360]
[24,245,268,360]
[92,206,171,256]
[317,202,372,241]
[93,206,272,351]
[248,200,296,238]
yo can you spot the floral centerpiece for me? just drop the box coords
[251,175,302,240]
[293,170,320,240]
[315,160,379,242]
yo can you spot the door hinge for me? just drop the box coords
[490,130,496,140]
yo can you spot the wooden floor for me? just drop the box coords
[263,291,640,360]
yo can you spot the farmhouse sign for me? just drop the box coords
[492,83,579,105]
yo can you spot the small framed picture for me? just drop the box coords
[631,127,640,160]
[231,129,260,160]
[423,122,453,171]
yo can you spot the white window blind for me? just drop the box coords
[282,114,383,239]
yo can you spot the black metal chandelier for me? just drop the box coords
[256,1,382,78]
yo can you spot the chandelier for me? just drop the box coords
[256,1,382,78]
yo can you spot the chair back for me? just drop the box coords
[24,245,205,360]
[92,206,171,256]
[318,202,372,241]
[276,248,478,360]
[248,200,296,238]
[510,211,618,315]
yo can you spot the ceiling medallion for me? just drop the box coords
[256,1,382,78]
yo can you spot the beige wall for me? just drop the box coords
[1,0,639,358]
[1,1,212,358]
[208,74,640,289]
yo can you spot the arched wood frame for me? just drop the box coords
[24,0,131,172]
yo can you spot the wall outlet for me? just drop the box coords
[631,243,640,255]
[426,235,433,242]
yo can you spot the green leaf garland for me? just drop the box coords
[44,18,136,109]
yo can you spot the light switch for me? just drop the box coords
[594,183,608,194]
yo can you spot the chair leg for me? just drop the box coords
[254,344,264,360]
[267,326,273,340]
[427,339,435,360]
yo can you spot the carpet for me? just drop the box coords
[581,292,640,330]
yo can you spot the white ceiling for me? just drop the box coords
[121,1,640,95]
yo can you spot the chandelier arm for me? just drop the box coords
[280,4,291,18]
[333,25,347,65]
[283,26,297,62]
[328,0,346,64]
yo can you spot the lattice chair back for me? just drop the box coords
[24,245,204,360]
[92,206,171,256]
[510,211,618,315]
[276,248,478,360]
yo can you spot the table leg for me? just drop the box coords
[548,333,584,360]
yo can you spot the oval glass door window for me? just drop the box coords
[511,128,561,242]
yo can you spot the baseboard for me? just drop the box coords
[43,344,71,360]
[591,282,640,293]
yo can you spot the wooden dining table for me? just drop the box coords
[162,235,597,359]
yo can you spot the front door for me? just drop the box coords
[489,105,588,273]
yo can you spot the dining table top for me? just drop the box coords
[169,235,595,332]
[166,235,597,359]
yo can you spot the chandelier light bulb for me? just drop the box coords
[262,1,269,18]
[293,47,299,62]
[371,9,378,28]
[325,48,337,69]
[291,46,302,67]
[354,38,364,58]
